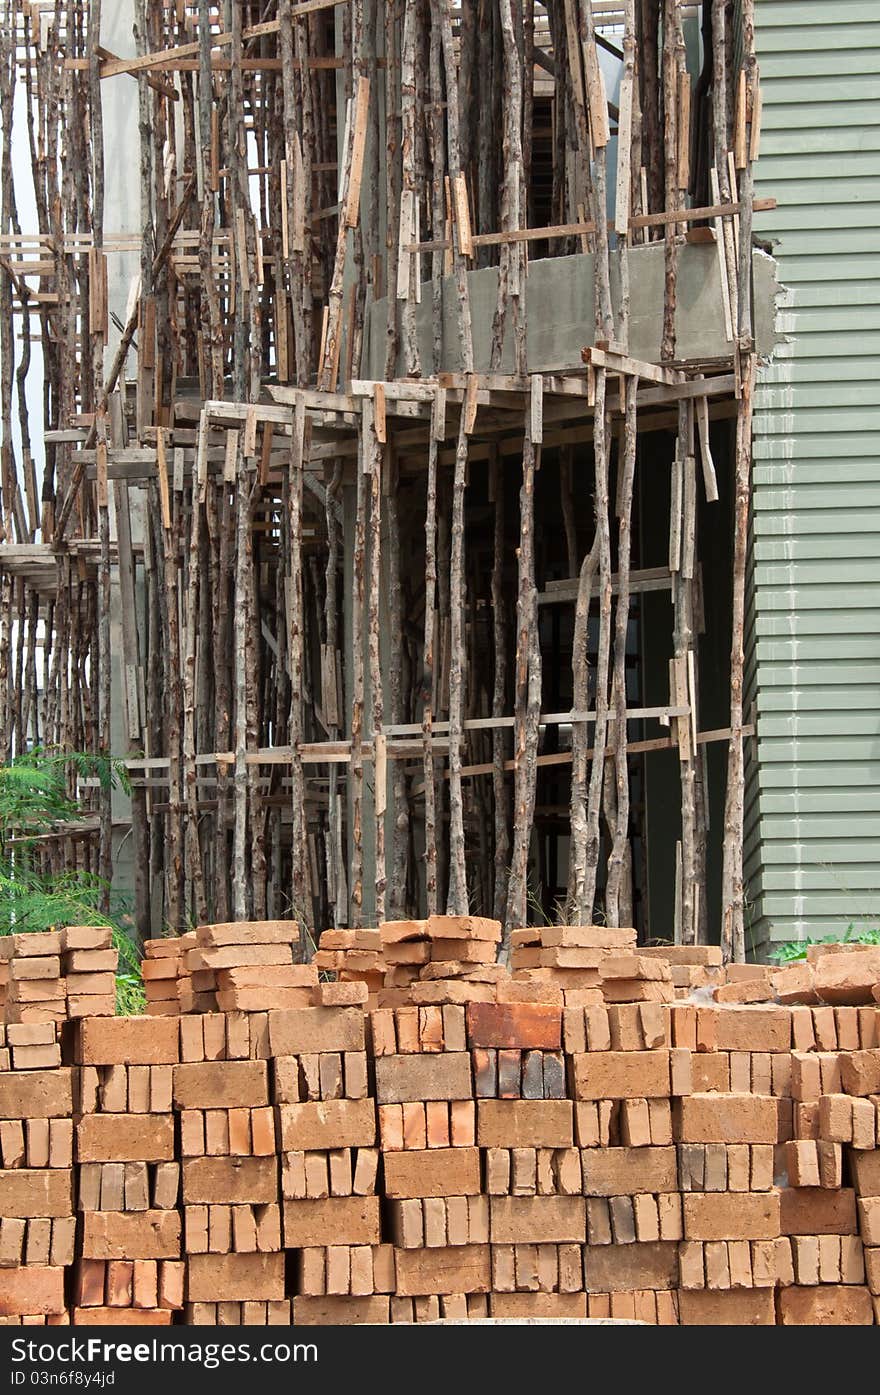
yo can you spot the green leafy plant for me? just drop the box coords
[770,923,880,964]
[0,748,142,1013]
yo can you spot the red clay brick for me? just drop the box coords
[707,1008,791,1053]
[293,1295,390,1324]
[77,1016,179,1065]
[172,1061,268,1110]
[476,1100,572,1148]
[581,1147,678,1195]
[0,1069,72,1119]
[182,1156,278,1205]
[675,1094,778,1144]
[683,1192,780,1240]
[81,1210,181,1261]
[384,1147,480,1199]
[374,1053,472,1104]
[0,1169,72,1218]
[489,1196,585,1244]
[583,1241,679,1293]
[73,1307,172,1325]
[0,1266,66,1316]
[490,1292,587,1319]
[571,1050,670,1099]
[780,1187,857,1235]
[282,1197,380,1248]
[394,1244,490,1296]
[678,1289,775,1325]
[839,1050,880,1097]
[187,1252,285,1302]
[268,1007,365,1055]
[76,1114,174,1163]
[779,1285,873,1325]
[465,1002,561,1050]
[276,1099,375,1151]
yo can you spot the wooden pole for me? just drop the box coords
[506,415,542,934]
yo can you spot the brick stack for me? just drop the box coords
[379,920,431,1004]
[186,921,310,1014]
[0,1020,74,1325]
[509,925,636,1008]
[71,1016,183,1326]
[564,998,686,1321]
[3,953,880,1325]
[142,935,191,1017]
[599,954,676,1006]
[62,926,117,1020]
[378,916,508,1010]
[271,1005,382,1324]
[369,999,485,1322]
[175,1012,288,1325]
[314,929,384,1005]
[641,945,724,998]
[409,916,507,1008]
[2,931,66,1026]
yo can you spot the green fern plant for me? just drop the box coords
[771,923,880,964]
[0,749,142,1013]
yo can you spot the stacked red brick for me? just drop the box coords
[62,927,117,1020]
[314,929,384,1005]
[72,1016,183,1325]
[187,920,313,1014]
[1,938,879,1325]
[641,945,724,999]
[509,925,636,1008]
[0,1021,74,1324]
[369,1000,488,1321]
[2,931,67,1026]
[670,1002,878,1323]
[142,934,192,1017]
[271,1005,383,1324]
[175,1010,288,1324]
[378,915,510,1011]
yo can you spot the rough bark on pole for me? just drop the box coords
[736,0,758,348]
[183,428,208,928]
[397,0,421,377]
[198,1,224,399]
[505,421,542,937]
[490,444,510,930]
[638,0,663,219]
[436,0,474,371]
[581,369,613,921]
[87,0,112,912]
[361,395,386,921]
[606,376,638,926]
[568,534,598,916]
[660,0,684,362]
[231,435,251,922]
[350,410,368,926]
[446,408,470,916]
[422,393,442,917]
[386,452,410,919]
[324,460,344,925]
[721,355,755,964]
[491,0,526,374]
[157,431,184,931]
[288,395,310,941]
[279,0,310,384]
[672,402,697,945]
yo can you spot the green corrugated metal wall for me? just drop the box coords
[745,0,880,952]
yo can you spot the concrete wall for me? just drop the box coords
[364,244,781,379]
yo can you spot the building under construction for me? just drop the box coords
[0,1,869,961]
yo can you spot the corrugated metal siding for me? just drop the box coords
[745,0,880,951]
